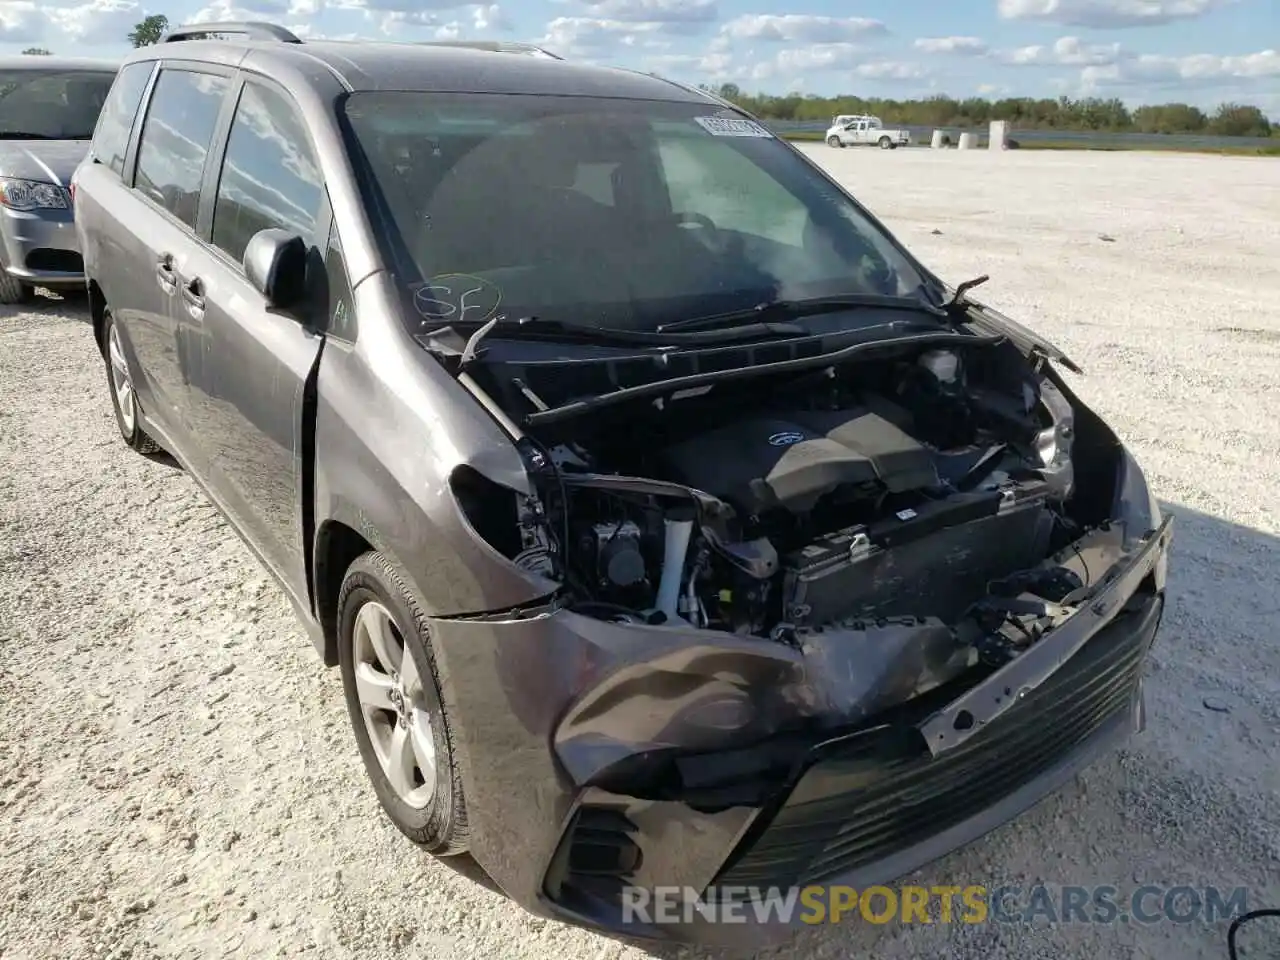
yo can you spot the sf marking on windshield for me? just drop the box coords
[412,273,503,324]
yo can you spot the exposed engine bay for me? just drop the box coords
[455,334,1121,686]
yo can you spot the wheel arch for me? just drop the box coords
[88,279,108,353]
[313,518,375,667]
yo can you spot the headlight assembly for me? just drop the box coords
[0,178,69,211]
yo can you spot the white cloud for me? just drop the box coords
[540,15,666,52]
[0,1,48,43]
[470,2,509,30]
[997,0,1234,29]
[644,49,735,80]
[539,0,710,55]
[368,1,506,33]
[854,60,927,80]
[749,42,861,80]
[573,0,716,23]
[914,36,988,55]
[1002,35,1124,65]
[720,14,887,44]
[0,0,144,45]
[190,0,296,22]
[1082,47,1280,86]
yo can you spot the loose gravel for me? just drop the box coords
[2,147,1279,960]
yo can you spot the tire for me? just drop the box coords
[879,137,893,150]
[826,135,843,148]
[337,551,469,855]
[0,271,33,305]
[102,309,160,454]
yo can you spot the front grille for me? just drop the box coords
[714,596,1160,889]
[25,248,83,273]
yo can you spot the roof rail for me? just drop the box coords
[160,21,303,43]
[418,40,563,60]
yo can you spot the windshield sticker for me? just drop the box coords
[412,274,503,325]
[693,116,774,138]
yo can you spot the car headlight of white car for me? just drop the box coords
[0,178,69,211]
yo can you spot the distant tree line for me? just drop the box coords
[703,84,1275,139]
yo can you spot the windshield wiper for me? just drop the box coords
[657,292,948,334]
[945,274,990,313]
[453,315,810,367]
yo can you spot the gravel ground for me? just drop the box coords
[2,147,1279,960]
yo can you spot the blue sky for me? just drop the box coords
[2,0,1276,114]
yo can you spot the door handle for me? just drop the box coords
[155,254,177,292]
[181,276,206,317]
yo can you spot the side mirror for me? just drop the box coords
[243,228,308,311]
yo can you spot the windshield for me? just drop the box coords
[341,92,930,334]
[0,69,116,140]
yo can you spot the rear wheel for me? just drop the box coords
[337,551,470,854]
[102,310,160,454]
[0,271,33,305]
[879,136,893,150]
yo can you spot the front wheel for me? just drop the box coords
[337,551,470,854]
[0,271,32,305]
[826,135,843,148]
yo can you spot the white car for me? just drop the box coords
[825,114,912,150]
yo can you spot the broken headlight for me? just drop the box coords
[1113,447,1161,546]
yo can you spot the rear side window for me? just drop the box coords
[211,81,323,264]
[91,62,153,176]
[134,69,230,229]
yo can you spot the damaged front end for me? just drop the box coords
[434,329,1170,943]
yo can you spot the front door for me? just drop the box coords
[174,75,327,602]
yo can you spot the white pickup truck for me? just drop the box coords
[824,114,912,150]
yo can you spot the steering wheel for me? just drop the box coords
[803,216,899,294]
[673,211,717,232]
[670,211,729,254]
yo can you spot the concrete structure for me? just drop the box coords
[931,129,947,149]
[958,132,978,150]
[989,120,1009,150]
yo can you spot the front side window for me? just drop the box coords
[134,69,229,229]
[211,81,323,264]
[341,93,928,335]
[0,68,117,141]
[90,62,153,176]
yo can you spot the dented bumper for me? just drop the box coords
[424,517,1171,946]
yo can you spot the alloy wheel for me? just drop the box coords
[350,600,438,809]
[108,324,137,435]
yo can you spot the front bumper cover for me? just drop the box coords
[424,516,1171,947]
[0,204,84,287]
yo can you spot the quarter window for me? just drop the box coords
[211,81,322,265]
[134,69,230,229]
[325,222,356,341]
[90,61,154,177]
